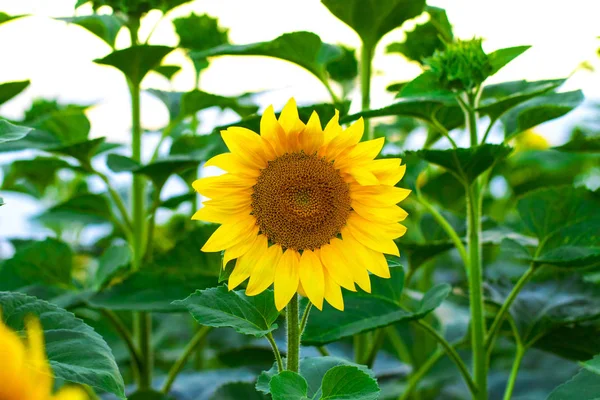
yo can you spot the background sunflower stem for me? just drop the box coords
[360,41,374,140]
[100,309,143,385]
[161,325,211,394]
[299,302,313,335]
[503,344,525,400]
[266,332,284,373]
[464,89,488,400]
[286,294,300,372]
[365,329,386,368]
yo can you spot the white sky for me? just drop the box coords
[0,0,599,242]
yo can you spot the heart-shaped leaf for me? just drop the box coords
[95,45,174,85]
[175,285,279,337]
[0,291,125,398]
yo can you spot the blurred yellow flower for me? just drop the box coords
[0,316,88,400]
[193,98,409,311]
[513,129,550,152]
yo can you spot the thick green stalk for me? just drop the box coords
[464,91,487,400]
[286,295,300,372]
[360,41,374,140]
[161,326,211,394]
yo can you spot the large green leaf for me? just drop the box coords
[386,6,452,64]
[320,366,380,400]
[411,145,513,185]
[36,193,113,226]
[554,128,600,153]
[89,227,220,311]
[487,277,600,347]
[59,14,123,47]
[0,291,125,398]
[0,238,73,291]
[303,268,451,345]
[190,31,342,84]
[211,382,269,400]
[181,90,258,118]
[487,45,531,75]
[0,80,30,106]
[49,137,107,165]
[2,157,79,198]
[547,355,600,400]
[501,90,584,140]
[33,106,91,145]
[269,372,309,400]
[322,0,425,47]
[175,286,279,337]
[517,187,600,268]
[95,45,174,85]
[0,119,32,143]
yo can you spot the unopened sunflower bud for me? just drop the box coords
[425,38,492,92]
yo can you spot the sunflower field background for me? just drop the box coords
[1,0,600,399]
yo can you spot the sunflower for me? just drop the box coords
[0,316,87,400]
[193,99,409,311]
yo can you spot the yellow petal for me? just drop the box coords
[260,105,287,156]
[331,238,371,293]
[202,194,252,208]
[278,98,305,135]
[246,244,283,296]
[322,265,344,311]
[350,185,411,207]
[192,175,256,199]
[343,232,390,278]
[221,127,272,169]
[298,111,324,155]
[323,109,342,145]
[25,317,52,399]
[192,205,252,224]
[346,168,380,185]
[298,249,325,310]
[351,202,408,224]
[204,153,261,177]
[52,386,88,400]
[368,159,406,185]
[228,235,268,290]
[325,118,364,161]
[344,220,400,256]
[201,216,257,252]
[0,318,27,388]
[319,242,356,291]
[274,249,300,311]
[334,137,385,169]
[223,227,260,267]
[348,213,407,240]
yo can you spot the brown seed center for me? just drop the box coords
[251,152,351,251]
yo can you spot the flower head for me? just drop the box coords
[193,99,409,311]
[0,315,87,400]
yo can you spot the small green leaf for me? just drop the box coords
[181,90,259,118]
[0,197,3,206]
[36,194,113,226]
[387,6,453,64]
[398,71,456,103]
[321,365,380,400]
[107,153,200,188]
[160,192,195,210]
[50,137,106,164]
[0,291,125,398]
[0,80,30,106]
[0,12,26,26]
[95,45,174,85]
[0,119,32,143]
[33,106,91,145]
[94,242,131,289]
[269,372,309,400]
[411,145,513,185]
[106,153,141,172]
[191,31,342,84]
[129,390,174,400]
[303,268,451,345]
[153,65,181,80]
[325,45,358,84]
[1,157,78,198]
[488,45,531,75]
[59,14,123,47]
[170,133,227,161]
[173,12,229,52]
[212,382,269,400]
[175,285,279,337]
[501,90,584,140]
[554,128,600,153]
[322,0,425,47]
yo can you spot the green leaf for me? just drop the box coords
[0,291,125,398]
[0,79,30,106]
[160,192,195,210]
[174,285,279,337]
[0,128,60,153]
[554,128,600,153]
[0,119,32,143]
[501,90,584,140]
[173,12,229,51]
[321,365,380,400]
[547,355,600,399]
[59,14,123,47]
[191,31,342,84]
[170,133,227,161]
[325,45,358,83]
[211,382,269,400]
[89,227,220,311]
[303,268,451,345]
[95,45,174,85]
[517,186,600,268]
[322,0,425,46]
[36,193,113,226]
[257,357,370,397]
[33,106,91,145]
[153,65,181,80]
[50,137,106,164]
[398,71,456,103]
[106,153,141,172]
[0,238,73,291]
[107,153,199,188]
[269,371,309,400]
[387,6,453,63]
[94,242,131,289]
[411,145,513,185]
[129,390,174,400]
[0,197,3,206]
[0,12,26,26]
[180,90,259,118]
[1,157,78,198]
[488,45,531,75]
[478,79,564,122]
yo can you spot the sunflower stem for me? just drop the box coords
[266,332,284,373]
[286,294,300,372]
[464,89,487,400]
[360,41,374,140]
[503,344,524,400]
[300,302,313,335]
